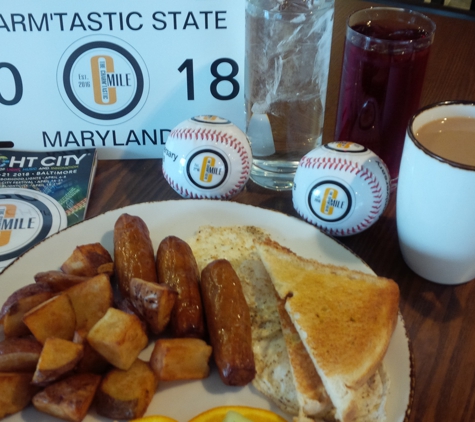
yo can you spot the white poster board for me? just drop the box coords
[0,0,245,159]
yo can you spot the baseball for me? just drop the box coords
[162,116,252,199]
[292,142,390,236]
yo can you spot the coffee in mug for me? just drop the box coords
[397,101,475,285]
[415,117,475,166]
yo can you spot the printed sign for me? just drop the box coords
[0,0,245,159]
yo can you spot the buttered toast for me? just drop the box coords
[255,238,400,422]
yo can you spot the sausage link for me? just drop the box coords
[113,213,157,298]
[156,236,205,339]
[200,259,256,386]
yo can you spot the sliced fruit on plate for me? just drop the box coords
[188,406,288,422]
[222,411,253,422]
[129,416,178,422]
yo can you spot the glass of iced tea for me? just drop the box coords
[334,7,436,191]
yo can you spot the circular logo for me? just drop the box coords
[324,142,368,154]
[186,149,229,189]
[57,36,149,124]
[307,180,353,222]
[191,116,231,125]
[0,189,67,271]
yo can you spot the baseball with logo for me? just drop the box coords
[162,116,252,199]
[292,142,390,236]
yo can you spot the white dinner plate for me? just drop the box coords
[0,200,412,422]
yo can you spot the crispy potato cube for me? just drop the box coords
[73,330,110,375]
[115,297,148,333]
[0,372,39,418]
[87,308,148,370]
[22,294,76,344]
[32,338,84,386]
[150,338,212,381]
[97,262,114,276]
[61,243,113,277]
[129,278,178,334]
[116,296,139,315]
[65,274,113,332]
[0,337,43,372]
[0,283,54,322]
[95,359,157,420]
[1,283,55,338]
[32,373,101,422]
[34,270,91,292]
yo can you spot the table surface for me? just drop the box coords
[85,1,475,421]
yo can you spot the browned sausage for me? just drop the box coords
[156,236,205,339]
[114,213,157,298]
[200,259,255,386]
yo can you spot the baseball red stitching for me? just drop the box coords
[162,164,247,200]
[297,156,386,236]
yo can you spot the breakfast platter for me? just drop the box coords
[0,200,412,422]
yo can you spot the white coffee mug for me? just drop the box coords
[397,101,475,285]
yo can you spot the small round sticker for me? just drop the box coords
[0,188,68,271]
[324,142,368,153]
[186,149,229,190]
[307,180,353,222]
[191,116,231,125]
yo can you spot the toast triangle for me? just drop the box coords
[277,299,334,420]
[255,238,399,421]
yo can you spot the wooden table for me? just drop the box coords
[86,2,475,421]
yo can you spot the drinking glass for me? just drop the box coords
[245,0,334,190]
[335,7,436,191]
